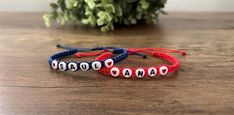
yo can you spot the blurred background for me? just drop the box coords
[0,0,234,12]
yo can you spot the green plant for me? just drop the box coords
[43,0,167,32]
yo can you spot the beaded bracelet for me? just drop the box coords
[48,44,129,72]
[76,48,186,78]
[99,48,186,78]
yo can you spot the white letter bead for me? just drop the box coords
[135,69,145,78]
[51,60,58,70]
[148,67,157,77]
[110,67,120,77]
[104,59,114,68]
[122,69,132,78]
[58,61,67,71]
[159,66,168,76]
[91,61,102,70]
[80,62,89,71]
[68,62,78,72]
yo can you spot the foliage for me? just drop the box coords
[43,0,167,32]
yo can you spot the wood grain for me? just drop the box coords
[0,12,234,115]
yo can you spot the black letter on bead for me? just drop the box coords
[70,64,75,70]
[137,70,144,77]
[94,64,99,69]
[124,70,130,76]
[60,64,63,70]
[150,69,156,76]
[81,64,87,70]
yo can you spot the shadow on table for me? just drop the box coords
[49,69,179,81]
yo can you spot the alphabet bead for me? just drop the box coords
[91,61,102,70]
[135,69,145,78]
[59,61,67,71]
[122,68,132,78]
[80,62,89,71]
[148,67,157,77]
[68,62,78,72]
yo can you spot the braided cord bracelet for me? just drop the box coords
[48,45,130,72]
[76,48,186,78]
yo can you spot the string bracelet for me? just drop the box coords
[76,48,186,78]
[48,44,130,72]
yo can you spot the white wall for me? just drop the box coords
[0,0,50,12]
[0,0,234,12]
[166,0,234,12]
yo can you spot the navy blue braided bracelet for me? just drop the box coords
[48,45,128,72]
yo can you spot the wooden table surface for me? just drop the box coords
[0,12,234,115]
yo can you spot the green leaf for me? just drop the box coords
[50,3,58,10]
[84,0,96,9]
[81,19,89,24]
[57,0,66,11]
[97,11,112,24]
[105,4,115,13]
[140,0,150,9]
[115,4,122,16]
[66,0,78,9]
[43,14,52,27]
[97,18,104,26]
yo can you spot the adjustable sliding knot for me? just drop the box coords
[181,51,187,56]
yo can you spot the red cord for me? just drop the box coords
[75,48,186,78]
[75,50,107,58]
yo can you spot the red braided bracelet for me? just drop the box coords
[76,48,186,78]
